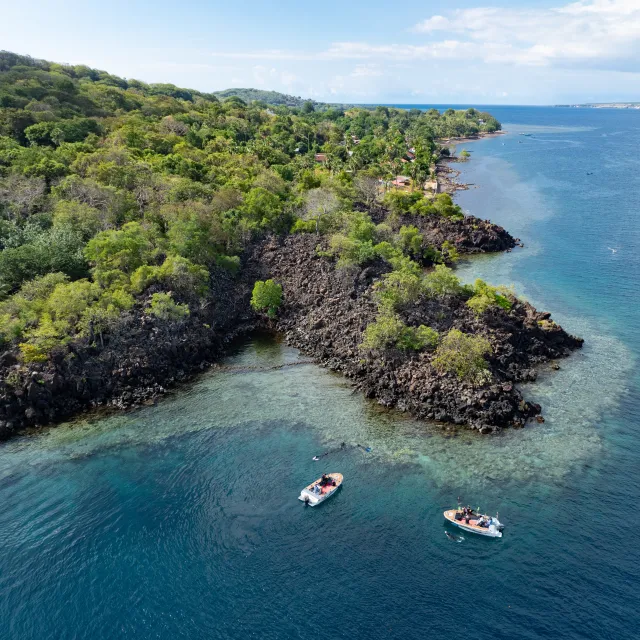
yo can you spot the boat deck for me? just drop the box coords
[444,509,500,535]
[303,473,343,495]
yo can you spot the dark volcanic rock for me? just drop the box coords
[400,213,516,254]
[246,235,582,433]
[0,268,257,439]
[0,213,580,440]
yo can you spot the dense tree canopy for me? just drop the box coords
[0,50,502,362]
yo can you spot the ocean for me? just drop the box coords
[0,106,639,639]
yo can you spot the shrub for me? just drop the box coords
[291,219,317,234]
[466,279,513,315]
[423,264,464,298]
[145,292,190,321]
[440,240,460,263]
[46,279,99,333]
[360,313,406,350]
[0,313,23,345]
[19,313,67,363]
[329,234,376,267]
[383,190,423,215]
[85,222,155,275]
[361,312,438,351]
[433,193,464,220]
[398,225,423,256]
[409,199,438,216]
[432,328,492,384]
[250,279,282,318]
[373,269,423,311]
[215,254,241,274]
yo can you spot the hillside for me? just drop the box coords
[212,88,328,109]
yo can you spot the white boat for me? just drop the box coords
[444,509,504,538]
[298,473,343,506]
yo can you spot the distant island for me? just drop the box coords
[556,103,640,109]
[0,50,582,440]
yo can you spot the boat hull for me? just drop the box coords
[299,473,343,506]
[443,509,503,538]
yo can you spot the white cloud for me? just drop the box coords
[207,1,640,72]
[351,64,383,77]
[411,0,640,69]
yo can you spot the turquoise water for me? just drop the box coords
[1,107,639,638]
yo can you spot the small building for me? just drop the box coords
[391,175,411,188]
[315,153,327,163]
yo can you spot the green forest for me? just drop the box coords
[0,50,501,363]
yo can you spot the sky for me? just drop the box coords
[2,0,640,104]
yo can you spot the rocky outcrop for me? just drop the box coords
[362,203,516,254]
[0,269,256,440]
[404,214,516,254]
[248,235,582,433]
[0,212,580,440]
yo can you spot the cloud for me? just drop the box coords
[411,0,640,70]
[351,64,383,77]
[210,49,313,61]
[208,1,640,72]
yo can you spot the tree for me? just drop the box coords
[84,222,155,276]
[52,200,107,240]
[466,279,512,315]
[354,174,379,207]
[432,329,492,384]
[423,264,464,298]
[398,225,423,256]
[145,292,190,321]
[241,187,283,230]
[251,279,282,318]
[361,311,438,351]
[301,187,340,233]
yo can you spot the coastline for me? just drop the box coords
[0,201,579,440]
[435,131,506,195]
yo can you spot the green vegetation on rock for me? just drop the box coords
[433,329,492,384]
[251,279,283,318]
[361,311,439,352]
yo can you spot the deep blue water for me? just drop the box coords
[1,107,640,639]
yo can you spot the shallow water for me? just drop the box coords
[1,107,640,638]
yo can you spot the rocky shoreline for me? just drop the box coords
[436,131,506,195]
[249,235,582,433]
[0,207,581,440]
